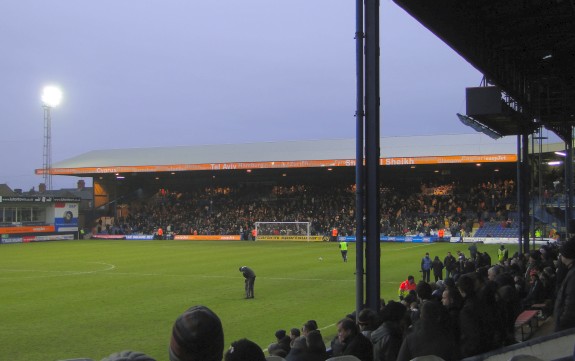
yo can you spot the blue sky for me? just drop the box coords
[1,0,484,191]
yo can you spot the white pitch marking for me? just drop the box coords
[0,262,116,279]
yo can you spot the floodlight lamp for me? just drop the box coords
[41,86,62,107]
[456,113,502,140]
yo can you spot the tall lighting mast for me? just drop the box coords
[41,85,62,191]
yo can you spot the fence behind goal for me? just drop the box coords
[254,222,323,241]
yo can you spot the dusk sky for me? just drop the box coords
[1,0,486,191]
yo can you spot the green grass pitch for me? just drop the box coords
[0,240,510,361]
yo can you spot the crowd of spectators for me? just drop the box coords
[264,239,573,361]
[96,179,517,239]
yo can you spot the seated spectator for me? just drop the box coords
[268,329,291,358]
[289,327,301,347]
[305,330,328,361]
[357,308,379,339]
[301,320,318,338]
[332,317,373,361]
[101,351,156,361]
[169,305,224,361]
[286,334,308,361]
[224,338,266,361]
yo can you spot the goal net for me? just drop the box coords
[255,221,311,241]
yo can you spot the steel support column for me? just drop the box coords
[565,127,573,237]
[364,0,381,312]
[354,0,365,318]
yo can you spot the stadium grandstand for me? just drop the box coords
[0,133,550,242]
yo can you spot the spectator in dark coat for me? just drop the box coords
[357,308,379,339]
[333,318,373,361]
[468,243,478,260]
[268,329,291,358]
[396,301,458,361]
[371,301,406,361]
[289,328,301,347]
[495,272,522,346]
[432,256,444,282]
[457,274,491,358]
[441,285,462,338]
[305,330,328,361]
[555,237,575,331]
[286,334,326,361]
[444,252,457,279]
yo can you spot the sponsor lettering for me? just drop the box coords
[385,158,415,165]
[174,235,241,241]
[0,196,80,203]
[256,235,323,242]
[1,237,23,244]
[96,167,118,173]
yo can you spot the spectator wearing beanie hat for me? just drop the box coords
[169,305,224,361]
[224,339,266,361]
[554,237,575,331]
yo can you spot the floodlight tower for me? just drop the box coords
[41,86,62,191]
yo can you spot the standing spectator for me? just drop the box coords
[456,250,467,275]
[554,237,575,331]
[371,301,406,361]
[339,239,348,262]
[444,251,456,279]
[457,274,491,358]
[432,256,444,282]
[239,266,256,299]
[396,301,458,361]
[468,242,478,261]
[421,252,432,283]
[169,305,224,361]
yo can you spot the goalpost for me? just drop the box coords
[254,221,311,241]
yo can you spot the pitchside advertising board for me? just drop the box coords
[54,202,79,232]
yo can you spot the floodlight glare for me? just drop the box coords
[42,86,62,107]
